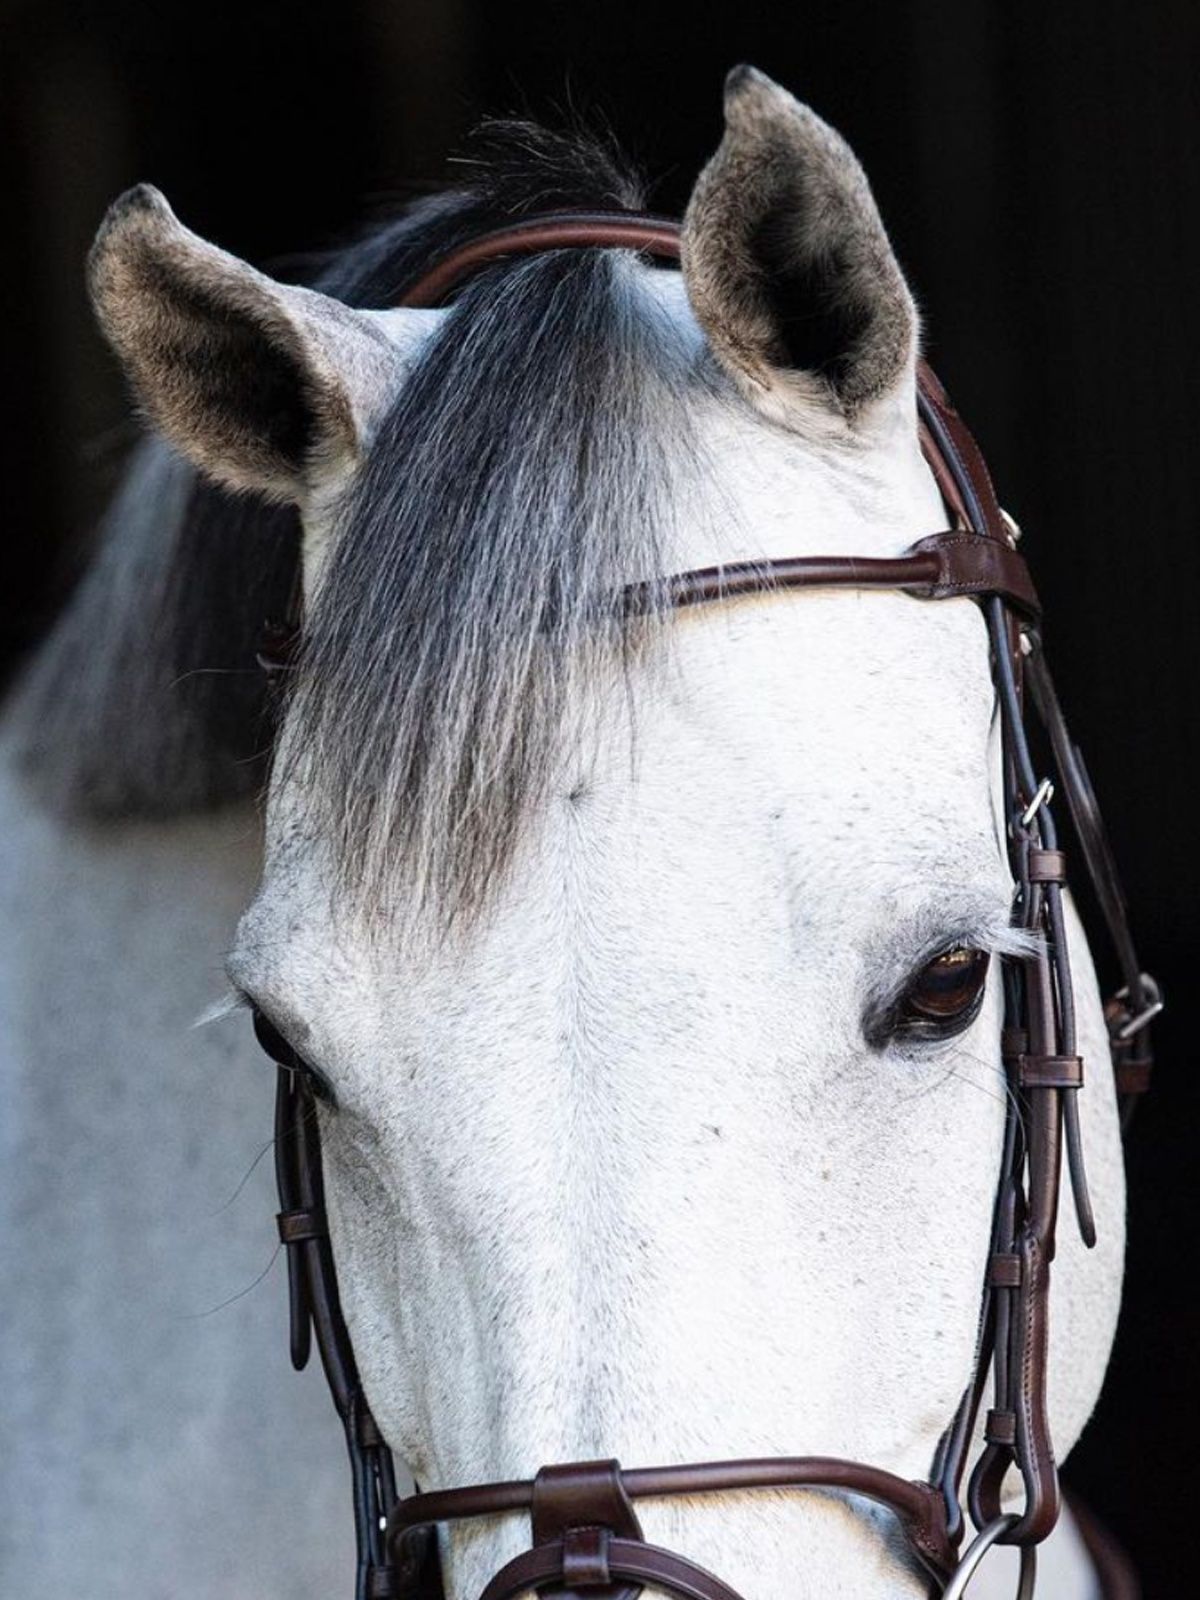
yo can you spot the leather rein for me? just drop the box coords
[257,213,1158,1600]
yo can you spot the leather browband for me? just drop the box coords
[642,533,1039,619]
[258,206,1156,1600]
[397,212,686,309]
[260,533,1040,671]
[253,216,1043,668]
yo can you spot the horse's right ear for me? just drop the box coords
[88,186,421,502]
[682,67,918,431]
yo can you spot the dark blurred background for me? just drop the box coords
[2,0,1196,1589]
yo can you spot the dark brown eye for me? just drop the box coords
[252,1009,336,1105]
[894,947,990,1040]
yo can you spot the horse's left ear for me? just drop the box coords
[682,66,918,430]
[88,185,416,501]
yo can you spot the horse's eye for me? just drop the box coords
[252,1009,336,1106]
[893,947,990,1041]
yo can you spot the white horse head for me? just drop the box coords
[87,67,1125,1598]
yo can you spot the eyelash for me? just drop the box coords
[251,1008,338,1106]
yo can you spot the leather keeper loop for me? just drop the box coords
[276,1208,328,1244]
[985,1409,1017,1447]
[1027,848,1067,883]
[1018,1053,1084,1089]
[562,1526,613,1588]
[366,1566,398,1599]
[1001,1027,1027,1066]
[988,1252,1022,1289]
[355,1406,386,1450]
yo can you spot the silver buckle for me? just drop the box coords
[1114,973,1164,1040]
[1020,778,1055,828]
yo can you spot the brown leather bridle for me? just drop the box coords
[256,214,1158,1600]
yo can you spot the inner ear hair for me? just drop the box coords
[682,67,917,425]
[89,185,358,501]
[748,211,879,393]
[148,267,324,486]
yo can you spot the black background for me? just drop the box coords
[2,3,1197,1589]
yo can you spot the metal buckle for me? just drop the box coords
[1000,507,1023,547]
[1020,778,1054,828]
[1114,973,1164,1040]
[942,1516,1037,1599]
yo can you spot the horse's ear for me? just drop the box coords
[682,66,918,429]
[88,185,414,501]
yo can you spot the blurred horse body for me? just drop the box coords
[0,734,352,1594]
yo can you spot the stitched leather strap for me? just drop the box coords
[386,1457,955,1585]
[398,212,684,309]
[633,531,1040,620]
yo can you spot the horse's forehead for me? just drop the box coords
[657,586,996,813]
[583,594,1001,946]
[238,586,1000,1016]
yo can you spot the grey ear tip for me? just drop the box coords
[98,183,173,242]
[723,63,773,104]
[90,184,177,292]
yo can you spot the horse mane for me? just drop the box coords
[10,123,704,919]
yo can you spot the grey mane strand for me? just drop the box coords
[285,241,702,925]
[6,444,299,817]
[8,126,707,926]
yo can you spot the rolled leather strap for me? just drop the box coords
[387,1458,956,1586]
[398,212,684,310]
[638,532,1039,621]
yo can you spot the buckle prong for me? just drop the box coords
[1114,973,1163,1040]
[1020,778,1055,828]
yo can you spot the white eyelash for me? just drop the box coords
[987,923,1044,962]
[191,989,249,1030]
